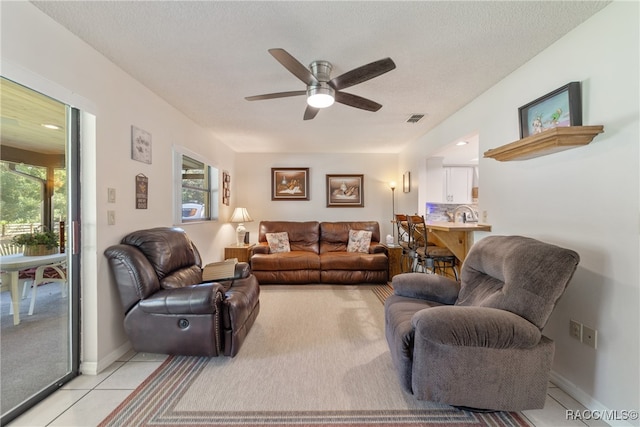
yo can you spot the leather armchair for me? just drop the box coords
[385,235,579,411]
[105,227,260,357]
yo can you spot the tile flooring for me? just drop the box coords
[8,351,610,427]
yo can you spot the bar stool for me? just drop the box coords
[407,214,459,280]
[394,214,414,273]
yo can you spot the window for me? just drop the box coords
[174,148,219,223]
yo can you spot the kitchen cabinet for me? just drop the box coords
[444,167,473,203]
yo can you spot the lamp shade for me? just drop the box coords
[229,207,253,223]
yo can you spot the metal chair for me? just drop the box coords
[394,214,414,273]
[407,214,459,280]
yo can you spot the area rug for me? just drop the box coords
[100,285,531,427]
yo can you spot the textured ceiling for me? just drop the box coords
[31,1,609,154]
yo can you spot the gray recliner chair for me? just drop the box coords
[384,235,579,411]
[105,227,260,357]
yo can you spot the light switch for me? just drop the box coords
[108,188,116,203]
[107,210,116,225]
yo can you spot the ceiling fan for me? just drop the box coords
[245,48,396,120]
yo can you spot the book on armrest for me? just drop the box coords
[202,258,238,282]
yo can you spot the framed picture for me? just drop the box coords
[518,82,582,138]
[326,174,364,207]
[131,125,152,164]
[135,173,148,209]
[222,170,230,206]
[271,168,309,200]
[403,171,411,193]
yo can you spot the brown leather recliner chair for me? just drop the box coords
[104,227,260,357]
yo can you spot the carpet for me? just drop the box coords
[100,285,531,427]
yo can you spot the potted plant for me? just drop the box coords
[12,228,59,256]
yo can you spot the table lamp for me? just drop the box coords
[229,207,253,246]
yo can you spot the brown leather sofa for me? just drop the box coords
[104,227,260,357]
[250,221,388,284]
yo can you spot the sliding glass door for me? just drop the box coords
[0,77,80,424]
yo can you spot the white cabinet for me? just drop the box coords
[444,167,473,204]
[425,159,473,204]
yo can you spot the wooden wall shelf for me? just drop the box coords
[483,125,604,161]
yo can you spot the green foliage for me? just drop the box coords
[12,228,59,249]
[0,161,67,223]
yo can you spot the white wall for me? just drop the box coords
[400,1,639,417]
[235,153,399,242]
[1,2,239,373]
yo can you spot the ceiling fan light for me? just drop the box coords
[307,85,335,108]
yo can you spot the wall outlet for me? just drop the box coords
[582,325,597,349]
[482,210,488,222]
[569,319,582,340]
[107,188,116,203]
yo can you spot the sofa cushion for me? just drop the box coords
[320,252,388,271]
[258,221,320,253]
[320,221,381,253]
[456,235,579,329]
[265,232,291,253]
[121,227,200,281]
[347,229,372,253]
[251,251,320,271]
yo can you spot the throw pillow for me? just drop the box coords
[265,232,291,253]
[347,229,372,253]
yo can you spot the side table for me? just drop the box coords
[384,244,403,280]
[224,244,255,263]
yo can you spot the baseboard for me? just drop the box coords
[550,370,635,427]
[80,341,132,375]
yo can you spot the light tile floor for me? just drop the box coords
[8,351,610,427]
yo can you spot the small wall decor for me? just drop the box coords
[131,125,152,164]
[403,171,411,193]
[222,170,230,206]
[135,173,148,209]
[518,81,582,138]
[271,168,309,200]
[326,174,364,207]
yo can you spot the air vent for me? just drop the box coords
[406,114,425,123]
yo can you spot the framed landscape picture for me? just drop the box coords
[271,168,309,200]
[518,81,582,138]
[326,174,364,207]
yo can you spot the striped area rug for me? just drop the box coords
[100,285,531,427]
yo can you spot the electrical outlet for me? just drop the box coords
[569,319,582,340]
[582,325,597,349]
[107,210,116,225]
[482,210,488,222]
[107,188,116,203]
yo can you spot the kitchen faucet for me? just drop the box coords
[452,205,478,223]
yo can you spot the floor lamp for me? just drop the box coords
[390,181,396,244]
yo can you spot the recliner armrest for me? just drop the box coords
[369,243,387,254]
[251,244,270,256]
[412,306,542,349]
[233,262,251,279]
[138,283,224,315]
[393,273,460,305]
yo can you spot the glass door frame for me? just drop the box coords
[0,99,81,425]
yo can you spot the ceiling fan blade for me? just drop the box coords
[329,58,396,90]
[334,91,382,112]
[303,105,319,120]
[245,90,306,101]
[268,48,318,86]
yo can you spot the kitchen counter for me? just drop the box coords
[424,221,492,263]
